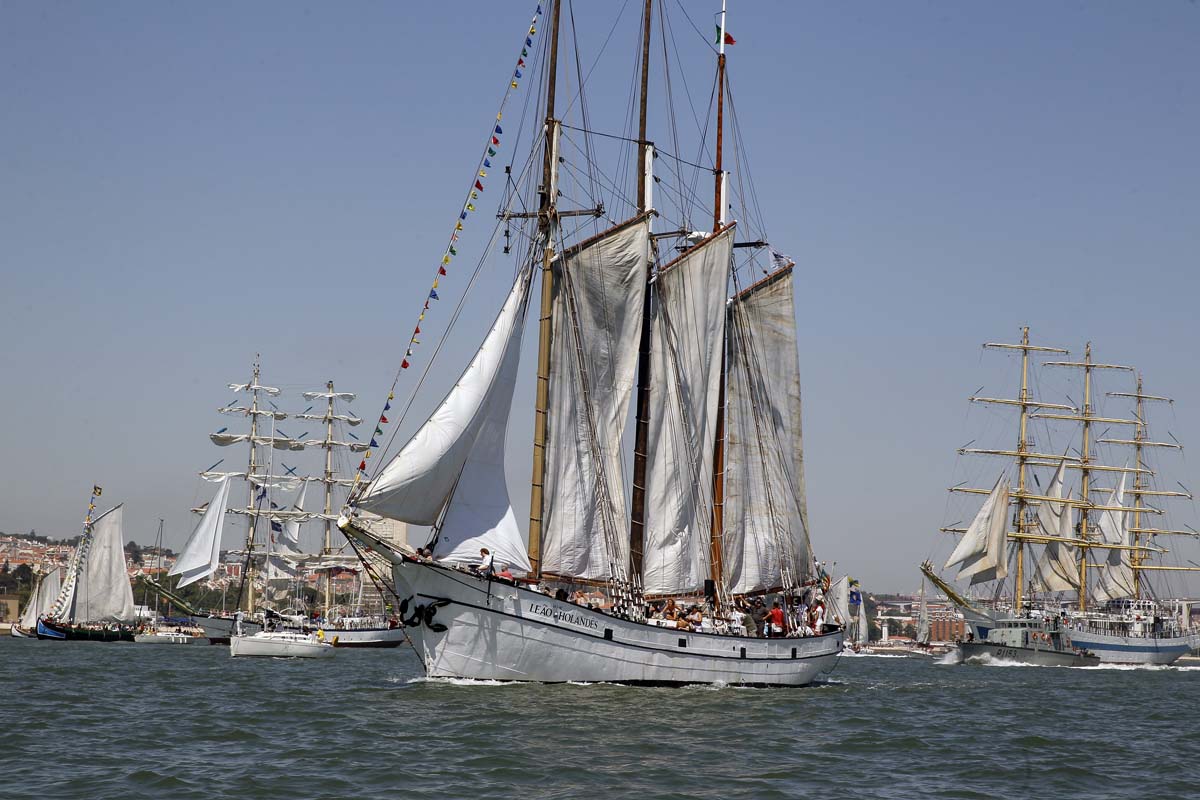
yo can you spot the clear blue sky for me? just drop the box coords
[2,1,1199,593]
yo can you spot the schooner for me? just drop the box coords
[924,328,1198,665]
[338,0,843,684]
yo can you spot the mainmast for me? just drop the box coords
[240,358,262,613]
[1038,344,1134,610]
[526,0,563,578]
[629,0,654,581]
[713,0,728,232]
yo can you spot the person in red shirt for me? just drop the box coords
[768,600,785,638]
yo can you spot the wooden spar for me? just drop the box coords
[526,0,563,578]
[629,0,654,580]
[713,0,727,233]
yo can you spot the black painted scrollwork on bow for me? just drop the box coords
[403,598,451,632]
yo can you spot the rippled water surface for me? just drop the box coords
[2,638,1199,799]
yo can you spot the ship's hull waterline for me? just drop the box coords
[349,528,842,686]
[1066,630,1192,665]
[960,641,1099,668]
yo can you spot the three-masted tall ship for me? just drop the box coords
[923,328,1198,665]
[168,360,402,645]
[338,0,843,684]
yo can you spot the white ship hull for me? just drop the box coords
[322,626,406,648]
[383,553,842,686]
[230,631,335,659]
[133,631,200,645]
[1066,629,1191,665]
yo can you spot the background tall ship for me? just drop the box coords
[924,328,1199,665]
[339,0,843,685]
[160,361,404,647]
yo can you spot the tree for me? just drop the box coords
[125,541,144,566]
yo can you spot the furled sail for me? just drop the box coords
[944,475,1010,585]
[68,505,136,623]
[170,477,232,588]
[721,265,812,594]
[642,227,733,595]
[540,216,651,580]
[856,599,869,646]
[1091,473,1134,603]
[357,267,534,572]
[1032,459,1079,593]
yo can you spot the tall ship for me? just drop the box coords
[37,490,139,642]
[923,328,1197,666]
[167,363,403,647]
[338,0,843,685]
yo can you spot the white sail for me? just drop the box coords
[944,475,1010,585]
[1091,473,1134,603]
[19,567,62,628]
[856,599,869,646]
[358,267,533,530]
[540,218,651,580]
[430,269,535,574]
[916,582,931,645]
[68,505,136,623]
[722,266,811,594]
[827,576,850,628]
[282,482,307,546]
[641,227,733,595]
[170,477,232,588]
[1033,459,1079,593]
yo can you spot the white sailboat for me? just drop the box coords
[338,0,842,685]
[38,500,139,642]
[10,566,62,638]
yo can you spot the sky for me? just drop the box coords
[2,1,1199,594]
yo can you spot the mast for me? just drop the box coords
[240,358,262,614]
[707,0,729,597]
[629,0,654,580]
[713,0,728,232]
[1102,377,1184,597]
[323,380,335,614]
[1013,327,1031,613]
[1039,345,1134,610]
[526,0,563,578]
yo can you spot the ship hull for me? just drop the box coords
[10,624,34,638]
[230,632,335,658]
[960,641,1099,667]
[324,626,406,648]
[387,556,842,686]
[1065,630,1191,665]
[193,614,263,644]
[36,619,135,642]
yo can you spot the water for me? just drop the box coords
[3,639,1198,799]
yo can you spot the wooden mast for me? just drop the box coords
[629,0,654,580]
[240,357,261,614]
[708,0,729,595]
[1013,327,1031,614]
[526,0,563,578]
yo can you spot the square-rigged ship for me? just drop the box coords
[923,328,1198,666]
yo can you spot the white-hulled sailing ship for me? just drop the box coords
[37,493,139,642]
[168,364,403,647]
[923,328,1197,666]
[338,0,843,685]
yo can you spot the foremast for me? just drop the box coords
[526,0,563,578]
